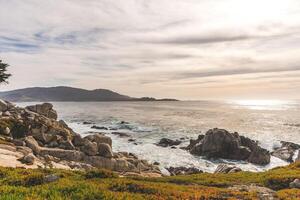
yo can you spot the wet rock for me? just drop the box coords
[290,179,300,188]
[297,151,300,162]
[153,161,160,165]
[111,132,130,137]
[157,138,181,147]
[128,138,136,142]
[188,128,270,165]
[83,121,93,125]
[214,164,242,173]
[185,135,204,150]
[247,145,270,165]
[272,141,300,162]
[98,143,113,158]
[91,125,108,130]
[166,166,203,176]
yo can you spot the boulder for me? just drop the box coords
[81,140,98,156]
[272,147,295,163]
[0,99,8,112]
[188,128,270,165]
[214,164,242,174]
[18,153,35,165]
[98,143,113,158]
[272,141,300,162]
[166,166,203,176]
[72,133,85,146]
[26,103,57,120]
[157,138,181,147]
[25,136,41,154]
[84,134,112,148]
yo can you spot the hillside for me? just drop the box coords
[0,86,177,102]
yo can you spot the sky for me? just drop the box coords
[0,0,300,100]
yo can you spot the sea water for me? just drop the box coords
[18,100,300,173]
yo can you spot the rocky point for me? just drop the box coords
[0,100,161,176]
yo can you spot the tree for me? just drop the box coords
[0,60,11,83]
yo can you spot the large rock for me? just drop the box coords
[84,133,112,147]
[272,141,300,163]
[26,103,57,120]
[25,136,84,161]
[188,128,270,165]
[247,146,270,165]
[81,140,98,156]
[98,143,113,158]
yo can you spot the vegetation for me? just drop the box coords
[0,60,11,84]
[0,162,299,199]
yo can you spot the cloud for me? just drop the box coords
[144,34,252,45]
[0,0,300,99]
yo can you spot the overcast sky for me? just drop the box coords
[0,0,300,100]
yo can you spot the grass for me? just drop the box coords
[0,163,299,199]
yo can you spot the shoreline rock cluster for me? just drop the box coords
[0,100,160,176]
[186,128,271,165]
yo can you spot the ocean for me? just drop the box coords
[18,100,300,173]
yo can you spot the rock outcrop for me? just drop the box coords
[214,164,242,174]
[157,138,181,147]
[166,166,203,176]
[271,141,300,163]
[26,103,58,120]
[187,128,270,165]
[0,100,161,176]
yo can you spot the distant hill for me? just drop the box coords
[0,86,178,102]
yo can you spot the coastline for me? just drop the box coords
[0,100,299,199]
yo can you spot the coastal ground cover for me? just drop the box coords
[0,162,299,200]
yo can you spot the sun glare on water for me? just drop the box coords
[233,100,289,110]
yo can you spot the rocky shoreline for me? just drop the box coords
[0,100,161,177]
[0,99,299,178]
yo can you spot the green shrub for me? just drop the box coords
[85,169,118,179]
[109,181,158,194]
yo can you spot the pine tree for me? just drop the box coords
[0,60,11,83]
